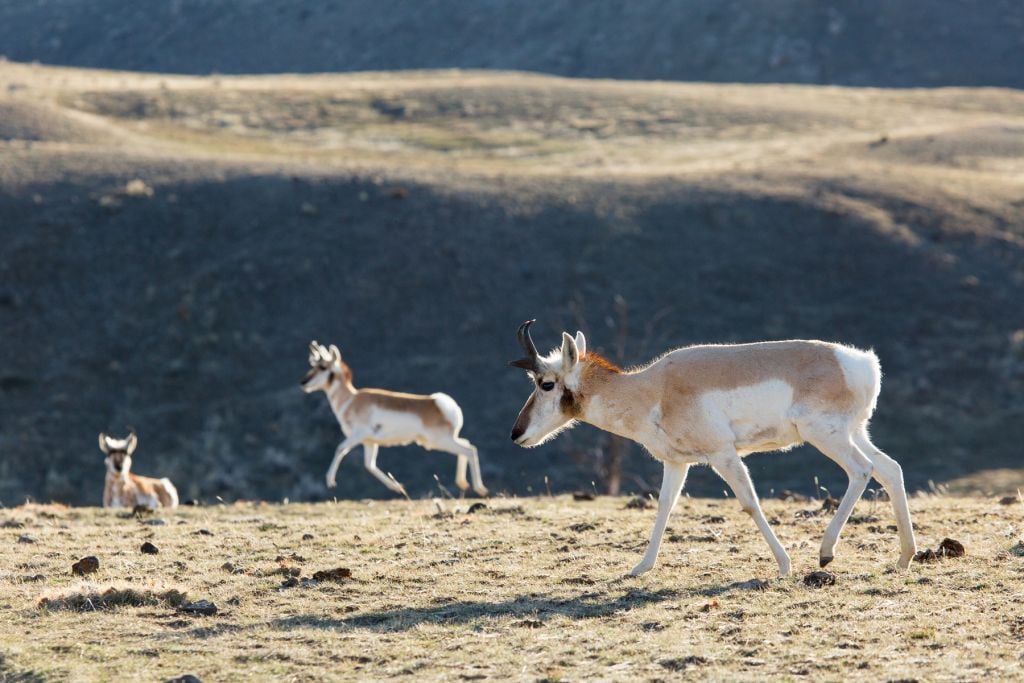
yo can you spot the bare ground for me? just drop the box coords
[1,494,1022,681]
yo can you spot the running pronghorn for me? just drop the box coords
[98,431,179,509]
[301,341,487,497]
[508,320,916,577]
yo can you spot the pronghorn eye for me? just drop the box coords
[540,381,555,392]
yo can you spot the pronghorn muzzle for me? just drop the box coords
[509,319,540,372]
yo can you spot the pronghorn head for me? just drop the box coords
[98,431,138,475]
[301,341,351,393]
[509,320,587,447]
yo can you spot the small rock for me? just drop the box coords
[703,515,726,524]
[221,562,234,572]
[1,519,25,529]
[21,574,46,582]
[913,548,938,563]
[820,497,840,513]
[164,674,202,683]
[179,600,217,616]
[301,533,315,541]
[571,491,595,501]
[141,541,159,555]
[141,519,167,526]
[71,556,100,576]
[280,577,299,589]
[568,522,596,533]
[937,538,965,558]
[803,571,836,588]
[193,529,214,536]
[998,495,1019,506]
[312,567,352,582]
[18,533,37,544]
[467,502,487,514]
[624,496,651,510]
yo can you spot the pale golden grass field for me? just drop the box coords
[1,494,1022,681]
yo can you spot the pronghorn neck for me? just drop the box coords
[325,373,357,417]
[575,357,649,440]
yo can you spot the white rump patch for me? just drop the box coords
[431,393,463,433]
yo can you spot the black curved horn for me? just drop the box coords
[509,319,540,370]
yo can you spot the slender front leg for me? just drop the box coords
[711,451,791,577]
[363,443,408,496]
[629,462,690,576]
[326,432,365,488]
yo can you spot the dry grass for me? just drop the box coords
[1,495,1022,681]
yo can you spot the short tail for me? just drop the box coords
[160,478,179,508]
[430,392,464,434]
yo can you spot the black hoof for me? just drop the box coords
[819,556,834,568]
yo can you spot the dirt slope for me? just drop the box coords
[0,63,1022,505]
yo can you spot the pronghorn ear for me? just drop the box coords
[574,331,587,357]
[561,332,580,369]
[329,344,342,364]
[125,432,138,455]
[98,433,109,454]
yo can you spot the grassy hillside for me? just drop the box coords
[1,62,1022,505]
[1,495,1022,681]
[2,1,1024,88]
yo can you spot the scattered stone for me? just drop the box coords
[1,519,25,529]
[312,567,352,582]
[302,533,315,541]
[660,656,708,671]
[914,549,938,563]
[820,497,840,513]
[848,515,880,525]
[736,578,771,591]
[141,541,159,555]
[1009,541,1024,557]
[624,496,652,510]
[668,534,717,543]
[141,518,167,526]
[560,575,596,585]
[71,556,99,576]
[703,515,726,524]
[998,495,1019,506]
[699,599,719,612]
[937,538,965,558]
[164,675,202,683]
[280,577,299,589]
[179,600,218,616]
[515,618,544,628]
[17,533,37,544]
[221,562,234,572]
[568,522,596,533]
[21,574,46,582]
[571,491,595,501]
[193,529,214,536]
[467,502,487,514]
[803,571,836,588]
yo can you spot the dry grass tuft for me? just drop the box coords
[38,584,187,612]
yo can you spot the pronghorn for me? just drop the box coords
[508,320,916,577]
[98,431,179,509]
[301,341,487,497]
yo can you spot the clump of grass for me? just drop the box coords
[38,585,187,612]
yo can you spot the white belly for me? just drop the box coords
[701,379,802,455]
[360,408,432,448]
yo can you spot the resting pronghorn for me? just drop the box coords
[98,431,179,509]
[508,320,916,577]
[301,341,487,497]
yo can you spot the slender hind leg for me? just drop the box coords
[711,451,791,577]
[800,421,874,568]
[442,437,487,497]
[630,461,690,576]
[853,427,917,568]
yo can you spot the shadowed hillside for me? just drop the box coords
[1,63,1022,505]
[2,1,1024,87]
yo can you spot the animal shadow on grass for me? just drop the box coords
[273,587,681,632]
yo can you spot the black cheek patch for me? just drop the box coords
[560,387,581,417]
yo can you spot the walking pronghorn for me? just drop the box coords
[508,320,916,577]
[98,431,179,509]
[301,341,487,497]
